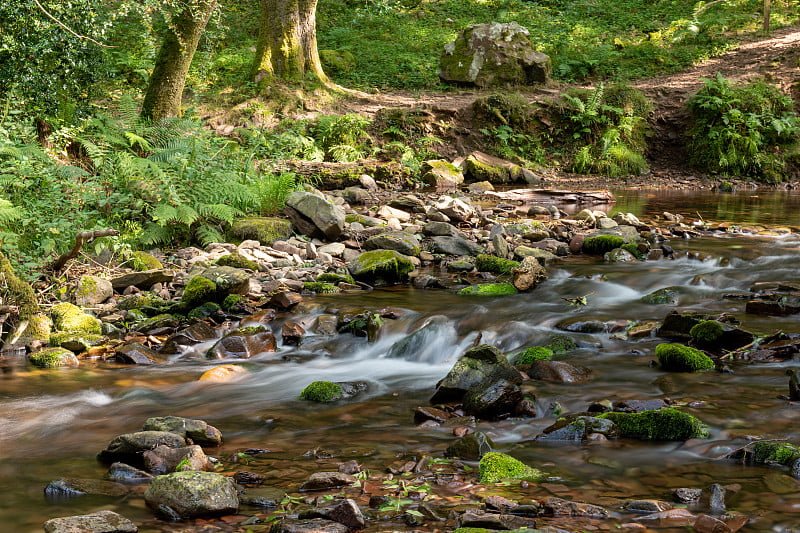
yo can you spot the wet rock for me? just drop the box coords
[315,498,366,529]
[538,415,619,441]
[484,495,518,512]
[512,255,548,291]
[348,249,415,285]
[239,486,285,507]
[28,347,80,369]
[624,500,673,513]
[285,191,345,239]
[598,408,708,440]
[636,508,696,527]
[98,431,186,465]
[198,364,249,382]
[43,510,138,533]
[545,496,610,518]
[282,321,305,346]
[234,471,267,485]
[299,472,357,492]
[674,488,703,503]
[144,470,238,519]
[45,478,129,499]
[708,483,726,511]
[161,321,217,354]
[605,248,638,263]
[115,343,159,365]
[388,319,453,361]
[74,275,113,306]
[463,378,523,420]
[207,326,277,359]
[430,344,522,403]
[642,287,680,305]
[364,231,421,257]
[656,343,714,372]
[269,290,303,310]
[430,235,483,256]
[658,310,712,340]
[270,518,349,533]
[414,406,452,424]
[337,310,383,341]
[614,399,670,412]
[106,462,153,483]
[555,317,607,333]
[111,269,174,290]
[143,444,209,475]
[457,510,538,530]
[422,221,463,238]
[445,431,495,460]
[526,360,592,383]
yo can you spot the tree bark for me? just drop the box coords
[141,0,218,121]
[251,0,329,85]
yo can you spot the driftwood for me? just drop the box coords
[50,228,120,271]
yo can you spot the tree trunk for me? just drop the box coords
[141,0,218,121]
[251,0,329,85]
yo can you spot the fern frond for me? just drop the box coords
[140,222,174,246]
[195,224,224,246]
[53,165,91,180]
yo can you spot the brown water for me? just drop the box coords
[2,190,800,532]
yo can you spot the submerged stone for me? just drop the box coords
[458,283,518,296]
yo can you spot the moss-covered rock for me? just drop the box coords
[181,277,217,307]
[221,294,244,312]
[319,49,356,74]
[598,408,709,440]
[303,282,340,294]
[73,275,113,306]
[459,283,518,296]
[421,159,464,189]
[544,334,578,354]
[187,303,221,320]
[49,332,104,352]
[689,320,724,345]
[143,471,238,519]
[216,253,258,270]
[582,235,624,255]
[51,303,102,334]
[229,217,293,245]
[431,344,523,403]
[133,313,180,332]
[478,452,545,483]
[475,254,519,274]
[117,292,169,312]
[749,441,800,465]
[29,347,80,368]
[364,231,421,257]
[656,343,715,372]
[513,346,554,364]
[316,272,355,285]
[299,381,344,403]
[621,243,646,260]
[641,287,679,305]
[129,251,163,271]
[348,250,415,285]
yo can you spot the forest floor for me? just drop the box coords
[323,24,800,190]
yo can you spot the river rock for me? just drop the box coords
[435,196,475,222]
[230,216,293,245]
[526,360,592,383]
[463,378,524,420]
[514,246,557,264]
[389,194,425,212]
[313,498,366,529]
[74,275,113,306]
[195,265,250,298]
[342,186,370,204]
[538,415,619,441]
[143,444,209,475]
[364,231,421,257]
[422,159,464,190]
[430,236,482,256]
[206,326,277,359]
[144,470,238,519]
[270,518,349,533]
[422,221,463,238]
[115,343,159,365]
[512,256,547,291]
[657,310,712,340]
[545,496,610,518]
[285,191,345,239]
[160,321,217,354]
[348,250,415,285]
[282,321,305,345]
[106,462,154,483]
[431,344,522,403]
[439,22,551,87]
[457,510,538,530]
[98,431,186,465]
[142,416,223,446]
[464,151,536,184]
[299,472,357,492]
[45,478,129,499]
[445,432,495,460]
[111,269,174,290]
[43,510,138,533]
[28,347,80,369]
[605,248,638,263]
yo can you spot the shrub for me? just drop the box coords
[687,74,800,182]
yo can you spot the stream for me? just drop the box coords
[2,189,800,532]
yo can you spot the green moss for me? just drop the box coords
[181,276,217,307]
[656,343,715,372]
[299,381,344,403]
[216,253,259,270]
[51,303,102,334]
[303,282,340,294]
[345,214,367,224]
[74,275,98,298]
[187,303,221,320]
[319,49,356,74]
[544,334,578,354]
[459,283,518,296]
[0,251,38,319]
[513,346,554,364]
[316,272,355,284]
[222,294,244,311]
[233,325,267,335]
[348,250,415,285]
[621,243,645,260]
[117,292,168,311]
[49,332,103,349]
[453,529,494,533]
[690,320,724,344]
[598,408,709,440]
[582,235,624,255]
[478,452,545,484]
[229,217,293,245]
[25,314,52,342]
[129,251,163,271]
[750,441,800,465]
[475,254,520,274]
[641,287,678,305]
[28,347,79,368]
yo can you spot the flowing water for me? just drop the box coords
[2,190,800,532]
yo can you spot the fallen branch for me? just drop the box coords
[50,229,120,272]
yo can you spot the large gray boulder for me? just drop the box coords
[285,191,345,239]
[439,22,551,87]
[364,231,421,257]
[144,471,238,519]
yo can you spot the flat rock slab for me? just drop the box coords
[43,510,138,533]
[271,518,349,533]
[111,270,174,290]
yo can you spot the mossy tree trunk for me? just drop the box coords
[251,0,329,86]
[141,0,218,121]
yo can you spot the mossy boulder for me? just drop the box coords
[748,441,800,465]
[478,452,545,483]
[604,248,638,263]
[459,283,518,296]
[364,231,421,257]
[512,346,553,364]
[656,343,715,372]
[421,159,464,189]
[299,381,344,403]
[538,415,620,441]
[142,416,223,447]
[51,303,102,335]
[337,311,383,341]
[657,310,711,340]
[117,292,169,312]
[182,276,217,307]
[598,408,709,440]
[129,251,163,271]
[187,303,222,320]
[229,217,293,245]
[222,294,244,311]
[303,282,340,294]
[49,332,104,353]
[316,272,355,285]
[348,250,415,285]
[319,49,356,74]
[582,235,624,255]
[621,242,647,260]
[143,471,238,519]
[73,275,113,306]
[642,287,679,305]
[28,347,80,368]
[216,253,259,270]
[475,254,519,274]
[465,151,533,184]
[544,334,578,354]
[689,320,724,345]
[431,344,523,403]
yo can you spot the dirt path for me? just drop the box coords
[332,25,800,189]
